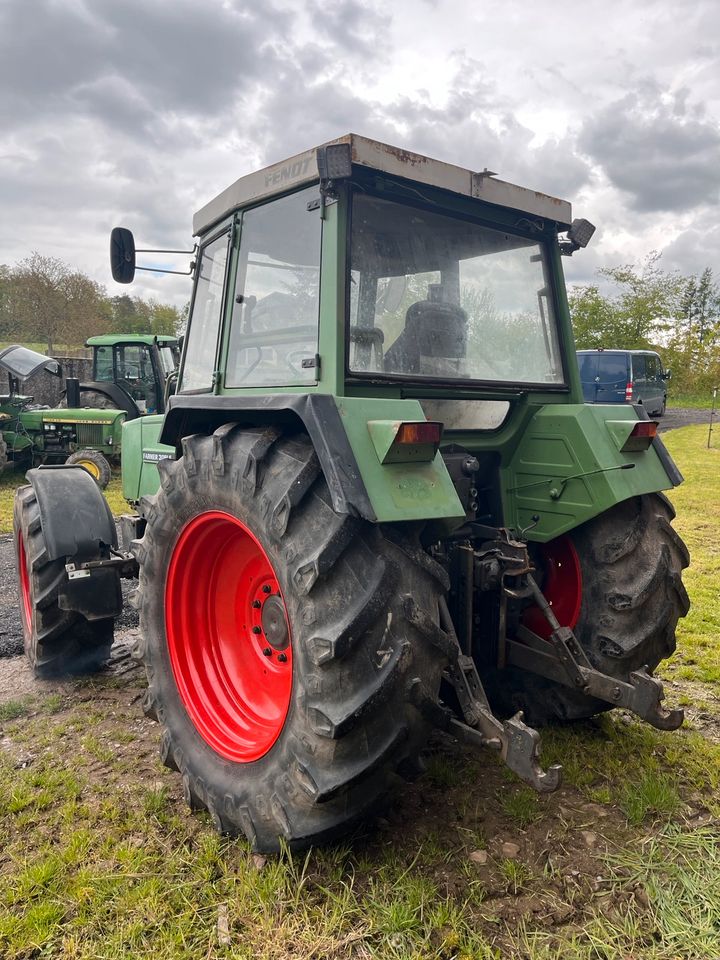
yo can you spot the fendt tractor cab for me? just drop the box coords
[14,136,689,852]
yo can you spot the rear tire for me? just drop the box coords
[66,449,111,488]
[135,425,449,851]
[13,485,113,677]
[484,493,690,724]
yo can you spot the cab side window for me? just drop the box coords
[94,346,113,380]
[226,187,321,388]
[116,344,158,413]
[180,232,230,393]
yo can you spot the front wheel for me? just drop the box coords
[136,426,449,851]
[484,493,690,724]
[66,449,111,488]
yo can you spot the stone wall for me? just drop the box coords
[19,355,93,408]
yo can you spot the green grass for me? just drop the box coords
[500,786,542,827]
[0,700,31,721]
[0,423,719,959]
[520,826,720,959]
[663,426,720,684]
[670,391,717,409]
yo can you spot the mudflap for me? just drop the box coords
[26,465,117,561]
[26,465,124,620]
[59,566,123,621]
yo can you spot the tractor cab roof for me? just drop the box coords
[194,133,573,237]
[0,345,61,380]
[85,334,179,347]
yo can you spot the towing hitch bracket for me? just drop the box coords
[509,572,684,731]
[439,598,562,793]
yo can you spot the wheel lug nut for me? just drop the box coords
[252,626,262,635]
[263,648,272,657]
[262,584,272,594]
[252,600,262,609]
[277,653,288,663]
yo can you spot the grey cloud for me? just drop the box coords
[0,0,287,132]
[307,0,392,57]
[661,212,720,278]
[238,51,593,206]
[579,87,720,213]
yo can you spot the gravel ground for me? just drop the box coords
[657,406,716,433]
[0,407,713,661]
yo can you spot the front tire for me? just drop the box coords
[66,449,111,488]
[484,493,690,724]
[13,485,113,676]
[136,426,448,851]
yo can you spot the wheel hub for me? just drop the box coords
[261,595,289,650]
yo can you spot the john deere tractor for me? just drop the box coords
[0,344,125,487]
[14,136,689,851]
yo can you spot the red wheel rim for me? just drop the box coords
[18,535,32,631]
[522,536,582,640]
[165,511,292,763]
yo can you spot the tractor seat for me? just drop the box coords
[384,300,468,374]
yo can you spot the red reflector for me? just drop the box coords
[625,382,633,400]
[396,421,442,445]
[629,421,657,439]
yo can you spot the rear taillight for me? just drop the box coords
[628,421,658,440]
[396,421,443,446]
[625,382,633,401]
[620,419,658,451]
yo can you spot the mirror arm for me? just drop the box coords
[135,264,196,277]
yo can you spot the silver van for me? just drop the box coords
[577,349,670,416]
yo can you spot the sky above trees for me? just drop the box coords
[1,0,719,308]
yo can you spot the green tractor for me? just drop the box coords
[80,333,180,418]
[13,136,689,851]
[0,344,125,487]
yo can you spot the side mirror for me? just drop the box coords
[110,227,136,283]
[664,369,672,381]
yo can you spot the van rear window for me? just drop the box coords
[593,355,628,381]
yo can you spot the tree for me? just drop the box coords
[148,301,181,336]
[569,253,683,351]
[10,253,107,352]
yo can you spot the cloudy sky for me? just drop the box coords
[1,0,719,308]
